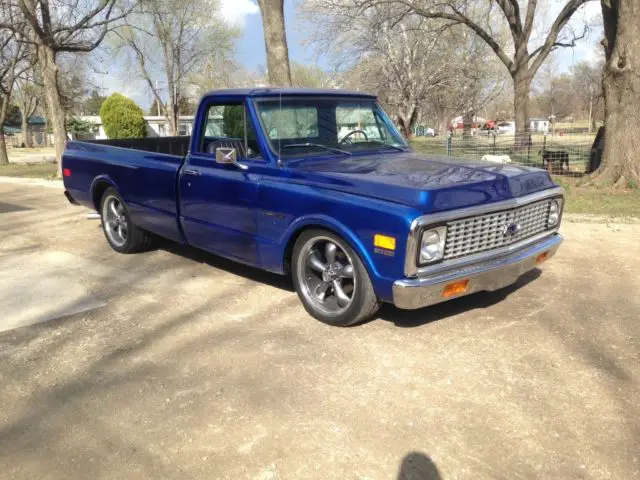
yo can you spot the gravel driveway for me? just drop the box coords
[1,181,638,479]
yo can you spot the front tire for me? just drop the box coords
[292,229,380,326]
[100,187,151,254]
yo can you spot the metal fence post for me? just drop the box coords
[447,133,452,156]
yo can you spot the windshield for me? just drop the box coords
[253,96,408,158]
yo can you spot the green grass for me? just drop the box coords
[553,177,640,218]
[0,162,58,178]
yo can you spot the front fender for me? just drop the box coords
[281,214,382,280]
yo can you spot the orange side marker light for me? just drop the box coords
[536,252,549,264]
[442,279,469,298]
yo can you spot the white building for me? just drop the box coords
[530,118,550,133]
[76,115,195,140]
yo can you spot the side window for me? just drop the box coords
[200,102,262,159]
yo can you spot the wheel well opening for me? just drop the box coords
[92,181,111,211]
[284,225,340,275]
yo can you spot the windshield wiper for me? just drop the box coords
[282,143,352,155]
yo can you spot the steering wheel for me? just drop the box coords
[339,130,369,144]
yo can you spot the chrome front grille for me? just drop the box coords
[443,200,552,260]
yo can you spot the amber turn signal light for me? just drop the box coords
[374,234,396,251]
[442,279,469,298]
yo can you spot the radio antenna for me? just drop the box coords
[277,91,283,167]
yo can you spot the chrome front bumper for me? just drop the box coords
[392,234,563,310]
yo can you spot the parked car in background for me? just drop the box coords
[62,88,564,326]
[496,121,516,135]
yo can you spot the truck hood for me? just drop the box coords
[288,151,555,213]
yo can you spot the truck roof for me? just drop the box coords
[203,87,377,99]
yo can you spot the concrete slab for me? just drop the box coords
[0,252,106,332]
[0,202,31,214]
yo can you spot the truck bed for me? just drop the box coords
[86,136,190,157]
[63,137,187,244]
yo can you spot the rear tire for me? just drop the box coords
[100,187,152,254]
[292,229,380,326]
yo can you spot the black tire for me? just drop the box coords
[292,229,381,326]
[100,187,152,254]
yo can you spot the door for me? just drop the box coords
[179,100,265,265]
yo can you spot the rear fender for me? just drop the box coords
[90,175,119,211]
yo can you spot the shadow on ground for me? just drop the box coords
[155,236,294,292]
[397,452,441,480]
[378,269,542,327]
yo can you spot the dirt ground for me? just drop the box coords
[0,181,638,480]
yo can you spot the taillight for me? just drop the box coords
[63,168,71,177]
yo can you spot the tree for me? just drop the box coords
[83,88,106,115]
[0,29,28,165]
[354,0,592,137]
[116,0,238,136]
[570,59,604,130]
[1,0,133,175]
[14,79,39,148]
[257,0,292,86]
[590,0,640,187]
[99,92,146,139]
[305,1,505,138]
[291,62,333,88]
[222,105,244,138]
[67,116,97,139]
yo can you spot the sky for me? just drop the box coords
[220,0,315,69]
[100,0,604,110]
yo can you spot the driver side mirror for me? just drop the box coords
[215,147,248,171]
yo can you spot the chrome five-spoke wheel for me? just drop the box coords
[292,230,381,326]
[99,187,151,254]
[299,237,356,315]
[102,195,128,247]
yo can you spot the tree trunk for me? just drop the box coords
[462,110,474,138]
[37,44,67,177]
[591,0,640,187]
[397,105,418,139]
[0,133,8,165]
[21,115,31,148]
[258,0,292,86]
[0,99,9,165]
[398,116,412,139]
[513,67,532,143]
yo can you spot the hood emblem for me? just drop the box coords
[504,222,522,237]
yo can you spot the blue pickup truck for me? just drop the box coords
[62,88,563,326]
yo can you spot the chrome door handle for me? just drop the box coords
[183,168,201,176]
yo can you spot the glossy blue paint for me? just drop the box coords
[62,88,559,304]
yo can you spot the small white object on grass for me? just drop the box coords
[481,154,512,164]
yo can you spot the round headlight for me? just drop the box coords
[548,200,561,227]
[420,227,446,263]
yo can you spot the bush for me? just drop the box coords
[99,93,147,139]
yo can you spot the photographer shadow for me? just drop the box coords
[397,452,441,480]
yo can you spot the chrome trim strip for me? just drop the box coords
[393,234,563,309]
[404,187,564,277]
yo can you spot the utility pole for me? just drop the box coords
[155,80,162,116]
[588,88,593,134]
[94,60,108,98]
